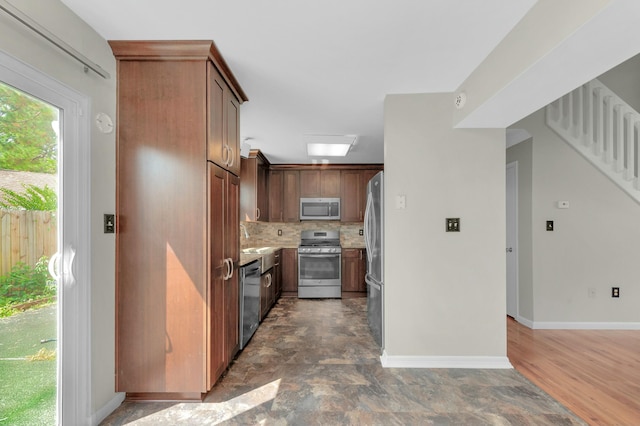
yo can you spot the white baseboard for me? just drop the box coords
[380,351,513,369]
[515,315,534,328]
[532,321,640,330]
[91,393,125,426]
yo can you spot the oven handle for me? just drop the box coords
[298,253,341,258]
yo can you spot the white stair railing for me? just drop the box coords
[546,78,640,205]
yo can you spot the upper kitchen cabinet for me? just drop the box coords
[208,64,242,175]
[110,40,247,399]
[270,169,300,222]
[300,170,341,198]
[341,169,381,222]
[240,150,269,221]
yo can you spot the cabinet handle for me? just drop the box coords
[359,250,363,260]
[266,273,272,287]
[228,258,234,279]
[227,146,235,167]
[222,144,230,166]
[256,207,261,219]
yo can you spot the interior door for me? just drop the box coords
[506,162,518,318]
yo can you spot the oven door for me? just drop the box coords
[298,253,341,297]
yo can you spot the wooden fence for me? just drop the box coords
[0,209,57,276]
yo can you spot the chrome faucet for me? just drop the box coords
[240,223,249,239]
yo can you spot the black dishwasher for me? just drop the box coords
[239,259,261,350]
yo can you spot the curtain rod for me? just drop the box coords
[0,0,110,79]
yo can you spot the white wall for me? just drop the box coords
[0,0,118,416]
[599,53,640,112]
[384,93,507,361]
[510,109,640,325]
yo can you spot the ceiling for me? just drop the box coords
[61,0,537,164]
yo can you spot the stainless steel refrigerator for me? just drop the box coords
[365,171,384,350]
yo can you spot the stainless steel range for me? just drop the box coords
[298,230,342,298]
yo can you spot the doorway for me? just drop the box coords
[0,50,91,425]
[506,161,518,318]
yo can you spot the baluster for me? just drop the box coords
[625,112,635,181]
[575,85,584,140]
[594,88,603,156]
[604,96,613,164]
[615,105,625,172]
[585,82,594,146]
[567,92,574,134]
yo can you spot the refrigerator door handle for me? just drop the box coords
[365,274,381,290]
[364,192,373,264]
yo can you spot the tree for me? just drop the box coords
[0,83,58,173]
[0,184,57,211]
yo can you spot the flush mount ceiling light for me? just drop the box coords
[305,134,358,157]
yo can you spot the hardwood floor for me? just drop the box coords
[507,317,640,425]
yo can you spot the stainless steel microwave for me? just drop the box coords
[300,198,340,220]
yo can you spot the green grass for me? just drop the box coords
[0,305,56,425]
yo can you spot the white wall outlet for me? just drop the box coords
[557,200,570,209]
[396,194,406,209]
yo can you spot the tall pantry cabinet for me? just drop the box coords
[110,41,248,400]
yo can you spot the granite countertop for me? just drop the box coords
[239,247,283,267]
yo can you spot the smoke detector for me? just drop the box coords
[454,92,467,109]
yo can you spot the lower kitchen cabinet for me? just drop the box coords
[341,248,366,296]
[274,249,282,299]
[260,268,275,320]
[281,248,298,294]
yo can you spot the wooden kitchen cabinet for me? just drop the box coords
[110,40,247,400]
[268,170,284,222]
[274,249,282,299]
[260,269,274,320]
[269,169,299,222]
[282,170,300,222]
[300,170,341,198]
[281,248,298,293]
[240,150,269,221]
[341,169,380,222]
[207,61,241,175]
[342,248,367,295]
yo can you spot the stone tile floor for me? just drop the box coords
[101,297,584,425]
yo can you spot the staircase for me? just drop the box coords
[546,78,640,205]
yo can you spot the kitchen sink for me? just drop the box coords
[241,247,276,254]
[241,247,276,272]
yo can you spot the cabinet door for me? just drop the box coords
[208,163,226,387]
[260,272,271,320]
[300,170,340,197]
[225,90,241,176]
[299,170,320,197]
[281,248,298,292]
[274,250,282,299]
[321,170,341,197]
[340,170,361,222]
[208,62,241,176]
[358,249,367,292]
[269,170,284,222]
[257,162,269,221]
[282,171,300,222]
[341,249,360,292]
[225,172,240,362]
[207,64,226,169]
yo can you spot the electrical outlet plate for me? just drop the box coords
[359,229,363,236]
[612,287,620,298]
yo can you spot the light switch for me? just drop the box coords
[446,218,460,232]
[396,195,406,209]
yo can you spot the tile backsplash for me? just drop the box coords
[240,221,365,249]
